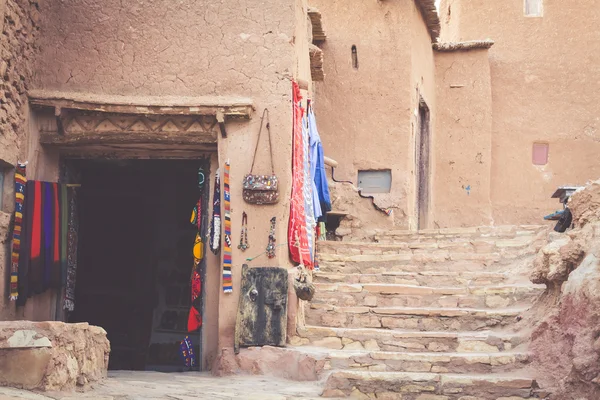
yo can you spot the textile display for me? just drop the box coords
[301,115,316,263]
[308,106,331,216]
[209,169,221,254]
[9,163,27,300]
[288,82,312,268]
[179,335,197,368]
[222,161,233,293]
[188,170,204,332]
[64,186,79,311]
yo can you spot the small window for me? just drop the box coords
[351,45,359,70]
[525,0,543,17]
[358,170,392,194]
[532,142,549,165]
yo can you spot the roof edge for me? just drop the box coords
[415,0,441,42]
[433,40,495,52]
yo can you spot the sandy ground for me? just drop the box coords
[0,371,332,400]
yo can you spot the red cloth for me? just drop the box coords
[30,181,41,259]
[187,270,202,332]
[288,82,312,268]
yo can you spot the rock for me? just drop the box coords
[212,346,325,381]
[530,237,584,285]
[456,340,498,353]
[312,337,343,349]
[0,321,109,391]
[363,339,380,351]
[343,341,364,351]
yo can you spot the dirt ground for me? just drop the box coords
[0,371,331,400]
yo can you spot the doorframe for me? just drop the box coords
[415,96,431,230]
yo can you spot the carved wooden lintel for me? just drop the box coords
[29,90,254,118]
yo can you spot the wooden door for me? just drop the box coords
[417,100,431,230]
[235,265,288,352]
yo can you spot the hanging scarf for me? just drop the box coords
[63,186,79,311]
[288,82,312,268]
[9,163,26,300]
[209,169,221,254]
[222,162,233,293]
[301,115,316,264]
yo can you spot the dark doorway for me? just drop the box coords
[416,99,431,230]
[67,159,209,371]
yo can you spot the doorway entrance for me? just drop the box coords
[66,159,209,371]
[416,99,431,230]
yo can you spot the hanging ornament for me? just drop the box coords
[266,217,276,259]
[238,212,249,251]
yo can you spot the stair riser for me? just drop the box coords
[326,354,529,375]
[317,259,529,275]
[319,238,542,256]
[314,273,509,286]
[323,373,535,399]
[311,290,542,309]
[306,309,520,331]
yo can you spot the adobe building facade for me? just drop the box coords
[0,0,598,373]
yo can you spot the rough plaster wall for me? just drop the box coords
[409,1,437,229]
[311,0,413,231]
[0,0,40,320]
[33,0,300,364]
[433,50,493,228]
[441,0,600,225]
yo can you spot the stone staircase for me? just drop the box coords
[294,225,549,399]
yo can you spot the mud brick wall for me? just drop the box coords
[0,0,40,319]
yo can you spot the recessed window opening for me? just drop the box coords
[358,169,392,194]
[351,45,359,70]
[532,142,549,165]
[524,0,543,17]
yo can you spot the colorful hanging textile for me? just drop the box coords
[9,163,26,300]
[308,105,331,217]
[288,82,312,268]
[60,185,68,286]
[222,161,233,293]
[301,115,316,263]
[179,335,197,368]
[16,180,34,307]
[209,169,221,254]
[28,181,63,294]
[188,169,204,332]
[64,186,79,311]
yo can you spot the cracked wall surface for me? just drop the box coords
[310,0,414,232]
[0,0,41,321]
[26,0,303,369]
[433,49,493,227]
[440,0,600,224]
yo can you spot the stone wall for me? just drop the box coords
[0,0,40,320]
[0,321,109,391]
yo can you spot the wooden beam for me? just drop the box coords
[29,90,254,118]
[39,132,217,147]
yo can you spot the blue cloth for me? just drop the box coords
[308,108,331,216]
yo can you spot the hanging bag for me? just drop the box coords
[243,108,279,205]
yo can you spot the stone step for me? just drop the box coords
[317,257,529,275]
[369,224,547,241]
[318,234,541,256]
[295,326,525,353]
[311,283,545,309]
[314,271,511,286]
[305,305,526,331]
[322,370,537,399]
[306,347,530,375]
